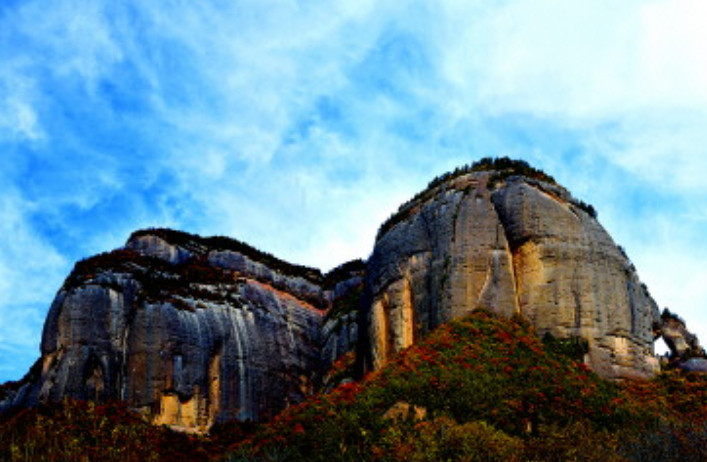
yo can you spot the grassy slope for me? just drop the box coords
[2,310,706,461]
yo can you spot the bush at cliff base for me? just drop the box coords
[225,310,707,462]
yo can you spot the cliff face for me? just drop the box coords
[4,161,701,432]
[4,230,360,432]
[364,171,661,379]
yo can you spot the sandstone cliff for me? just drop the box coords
[2,229,361,431]
[363,168,661,379]
[3,159,702,432]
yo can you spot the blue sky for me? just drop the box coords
[2,0,707,382]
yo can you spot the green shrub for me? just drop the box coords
[524,421,623,462]
[377,416,524,462]
[542,332,589,362]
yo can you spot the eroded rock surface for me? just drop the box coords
[364,172,662,379]
[659,309,706,365]
[3,161,701,431]
[2,230,361,431]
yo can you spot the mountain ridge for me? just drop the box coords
[1,157,704,433]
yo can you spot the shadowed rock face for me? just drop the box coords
[364,172,662,379]
[3,230,360,432]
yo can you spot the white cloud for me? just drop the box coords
[0,192,67,306]
[448,0,707,119]
[5,0,122,94]
[634,243,707,351]
[593,112,707,191]
[0,60,43,142]
[638,0,707,106]
[0,96,41,141]
[0,304,47,379]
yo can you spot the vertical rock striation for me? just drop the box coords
[4,160,700,431]
[364,171,662,379]
[4,230,360,431]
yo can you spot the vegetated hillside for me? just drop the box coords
[0,400,212,462]
[225,310,707,462]
[2,310,706,461]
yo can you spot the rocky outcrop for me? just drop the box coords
[659,309,706,366]
[363,170,662,379]
[2,230,361,432]
[4,159,702,431]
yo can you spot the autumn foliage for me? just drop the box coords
[0,400,210,462]
[225,310,707,461]
[2,310,707,461]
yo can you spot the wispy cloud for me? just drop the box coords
[1,0,707,381]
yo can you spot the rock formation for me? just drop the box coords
[659,309,707,370]
[1,229,362,432]
[2,158,702,432]
[362,167,662,379]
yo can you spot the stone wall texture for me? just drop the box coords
[3,230,360,432]
[363,172,661,379]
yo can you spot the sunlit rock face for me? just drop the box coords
[363,171,662,380]
[6,230,359,432]
[5,163,701,431]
